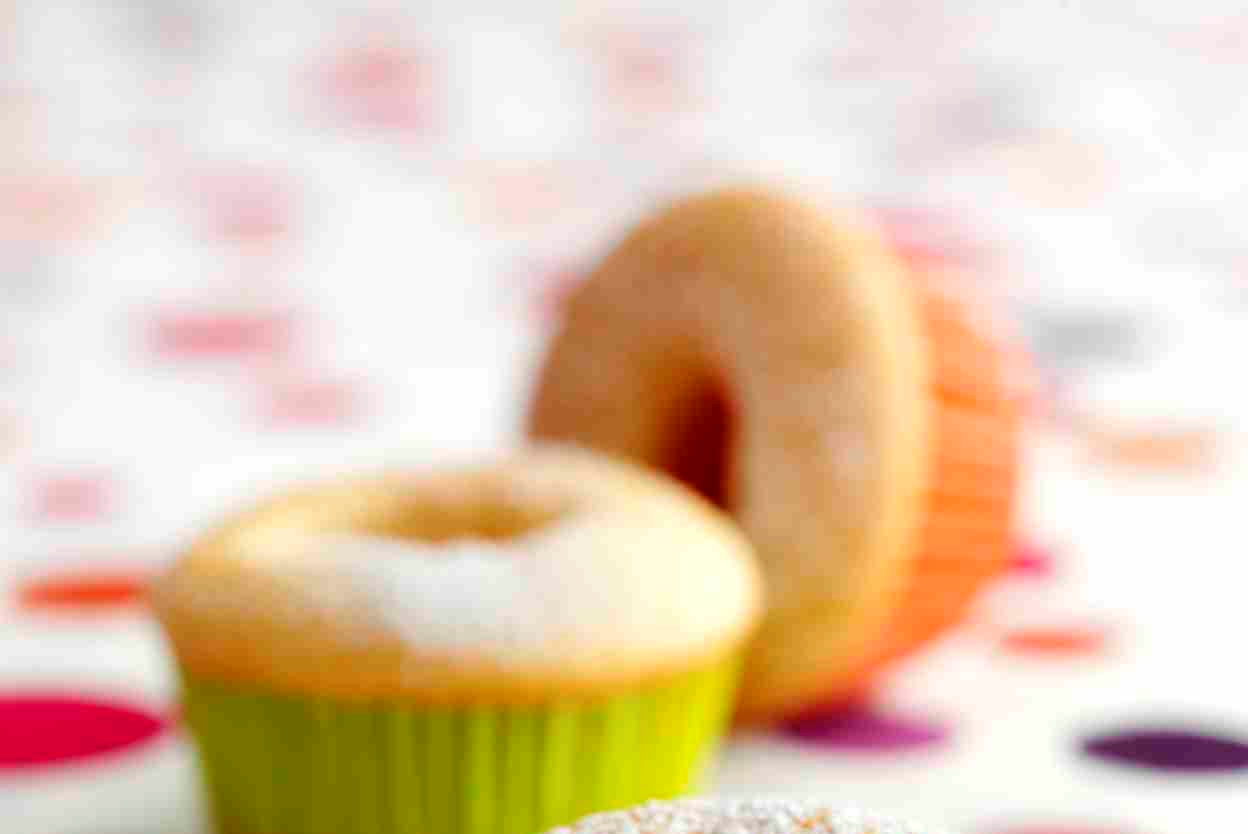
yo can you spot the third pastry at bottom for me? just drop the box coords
[541,799,946,834]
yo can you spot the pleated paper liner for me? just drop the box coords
[777,272,1021,717]
[855,274,1021,677]
[183,657,740,834]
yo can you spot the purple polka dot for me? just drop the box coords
[784,704,950,752]
[1081,725,1248,772]
[0,693,167,770]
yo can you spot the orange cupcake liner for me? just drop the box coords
[852,271,1022,679]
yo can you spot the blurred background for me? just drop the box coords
[3,2,1247,833]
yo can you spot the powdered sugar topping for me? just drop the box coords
[546,800,948,834]
[239,510,759,667]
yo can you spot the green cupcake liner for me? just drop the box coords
[182,657,741,834]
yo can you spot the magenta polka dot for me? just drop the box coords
[0,693,167,770]
[1082,725,1248,772]
[784,704,950,752]
[1009,542,1056,579]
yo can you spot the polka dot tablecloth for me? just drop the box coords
[3,3,1248,833]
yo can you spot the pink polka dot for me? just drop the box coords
[27,473,115,523]
[0,693,167,770]
[319,37,438,135]
[183,167,297,247]
[604,50,685,112]
[259,377,365,428]
[0,175,106,244]
[872,204,986,268]
[147,309,292,360]
[464,164,581,229]
[585,24,699,122]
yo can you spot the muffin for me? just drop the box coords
[529,188,1020,721]
[153,447,762,834]
[542,799,945,834]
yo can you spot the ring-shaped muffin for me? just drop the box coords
[154,447,763,834]
[529,188,1019,722]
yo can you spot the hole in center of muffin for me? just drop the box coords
[384,501,565,545]
[662,380,732,510]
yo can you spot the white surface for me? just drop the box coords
[4,2,1248,833]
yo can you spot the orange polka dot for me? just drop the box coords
[1081,425,1217,473]
[1000,625,1110,657]
[18,570,148,612]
